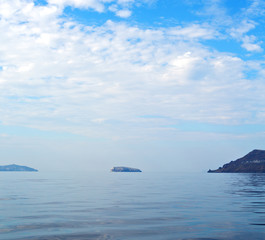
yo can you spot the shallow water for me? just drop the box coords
[1,171,265,239]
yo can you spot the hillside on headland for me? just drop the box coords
[208,149,265,173]
[0,164,38,172]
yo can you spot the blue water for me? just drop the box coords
[1,172,265,240]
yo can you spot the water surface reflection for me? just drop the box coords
[1,172,265,239]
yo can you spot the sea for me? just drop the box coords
[1,171,265,240]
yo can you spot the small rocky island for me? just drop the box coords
[208,149,265,173]
[111,166,142,172]
[0,164,38,172]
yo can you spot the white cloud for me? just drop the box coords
[244,0,265,17]
[115,9,131,18]
[46,0,152,16]
[229,20,263,52]
[47,0,108,12]
[108,4,131,17]
[230,20,256,38]
[0,0,264,141]
[168,24,217,40]
[241,35,263,52]
[195,1,264,52]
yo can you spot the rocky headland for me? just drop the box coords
[208,149,265,173]
[0,164,38,172]
[111,167,142,172]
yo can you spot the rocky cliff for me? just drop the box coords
[208,149,265,173]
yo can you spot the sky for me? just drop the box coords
[1,0,265,172]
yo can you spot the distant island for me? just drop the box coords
[0,164,38,172]
[111,167,142,172]
[208,149,265,173]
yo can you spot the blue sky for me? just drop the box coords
[1,0,265,171]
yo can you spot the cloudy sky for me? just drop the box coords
[1,0,265,172]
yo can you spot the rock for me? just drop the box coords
[208,149,265,173]
[0,164,38,172]
[111,166,142,172]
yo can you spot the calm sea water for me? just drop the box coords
[1,171,265,240]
